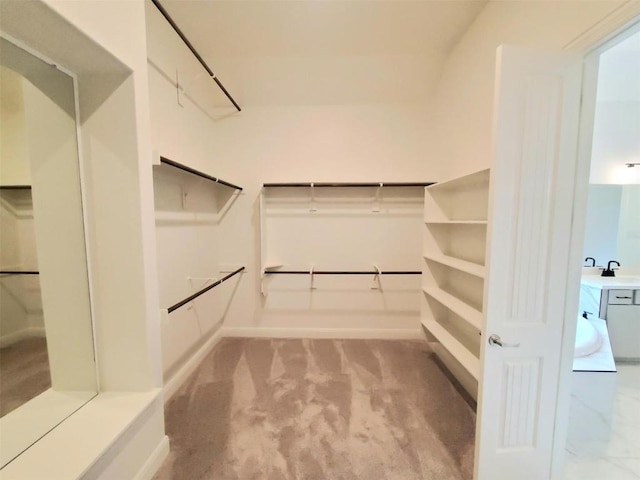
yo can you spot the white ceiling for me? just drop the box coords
[158,0,488,106]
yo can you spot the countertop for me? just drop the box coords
[581,275,640,290]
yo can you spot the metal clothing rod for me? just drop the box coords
[151,0,242,112]
[0,185,32,190]
[0,270,39,275]
[160,157,243,191]
[263,182,434,188]
[168,266,245,314]
[264,270,421,275]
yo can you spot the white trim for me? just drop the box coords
[162,326,224,401]
[563,0,640,52]
[0,326,46,348]
[222,326,425,340]
[133,435,169,480]
[0,390,162,479]
[550,9,640,479]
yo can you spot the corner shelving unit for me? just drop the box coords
[421,168,490,401]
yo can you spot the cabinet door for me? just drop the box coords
[607,305,640,359]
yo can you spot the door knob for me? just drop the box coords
[488,334,520,348]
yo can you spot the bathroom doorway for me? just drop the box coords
[562,19,640,480]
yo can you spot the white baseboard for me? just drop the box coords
[0,326,46,348]
[162,327,224,402]
[222,326,425,340]
[134,435,169,480]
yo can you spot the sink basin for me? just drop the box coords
[574,316,602,358]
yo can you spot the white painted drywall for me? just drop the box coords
[145,0,433,379]
[0,66,30,185]
[590,30,640,184]
[427,0,629,180]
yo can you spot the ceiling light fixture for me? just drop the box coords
[625,162,640,168]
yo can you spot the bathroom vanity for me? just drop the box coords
[579,275,640,361]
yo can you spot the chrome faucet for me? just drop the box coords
[601,260,620,277]
[584,257,596,267]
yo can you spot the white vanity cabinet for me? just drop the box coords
[580,278,640,361]
[605,289,640,360]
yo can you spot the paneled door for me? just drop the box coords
[475,45,583,479]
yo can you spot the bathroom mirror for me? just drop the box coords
[0,36,97,468]
[582,184,640,270]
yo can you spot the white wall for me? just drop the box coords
[145,0,436,382]
[590,30,640,184]
[0,66,30,185]
[427,0,630,180]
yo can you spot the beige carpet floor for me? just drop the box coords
[155,338,475,480]
[0,337,51,417]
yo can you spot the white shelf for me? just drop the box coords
[426,168,490,193]
[423,286,482,331]
[422,167,489,400]
[154,211,220,224]
[424,220,487,225]
[422,319,480,379]
[423,252,485,278]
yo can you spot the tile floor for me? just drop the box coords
[563,364,640,479]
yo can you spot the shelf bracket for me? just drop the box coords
[372,182,383,212]
[371,265,382,290]
[310,266,316,290]
[310,183,317,212]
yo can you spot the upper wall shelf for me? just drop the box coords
[159,156,243,191]
[424,220,488,225]
[0,185,32,190]
[264,182,434,188]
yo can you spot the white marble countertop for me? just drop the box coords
[581,275,640,290]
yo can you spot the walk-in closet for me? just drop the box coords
[1,1,638,479]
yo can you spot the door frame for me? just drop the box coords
[550,9,640,478]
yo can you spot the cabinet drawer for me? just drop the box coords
[635,290,640,305]
[608,289,634,305]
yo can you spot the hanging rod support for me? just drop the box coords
[263,182,434,188]
[151,0,241,112]
[168,266,245,313]
[264,270,421,275]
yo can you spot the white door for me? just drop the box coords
[475,46,583,479]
